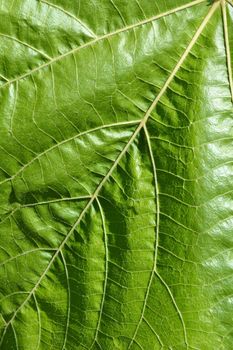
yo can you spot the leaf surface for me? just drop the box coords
[0,1,232,349]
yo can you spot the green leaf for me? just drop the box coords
[0,0,232,349]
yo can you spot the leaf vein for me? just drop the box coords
[221,0,233,102]
[0,120,140,187]
[0,33,52,60]
[127,126,160,349]
[89,198,109,349]
[60,251,70,350]
[33,292,41,350]
[38,0,97,38]
[0,2,218,345]
[155,271,188,347]
[0,0,206,90]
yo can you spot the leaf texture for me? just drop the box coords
[0,0,232,349]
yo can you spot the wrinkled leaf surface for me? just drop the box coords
[0,0,233,349]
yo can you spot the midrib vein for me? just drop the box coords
[0,0,205,90]
[222,0,233,102]
[0,1,219,345]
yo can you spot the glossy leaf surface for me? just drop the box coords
[0,0,233,349]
